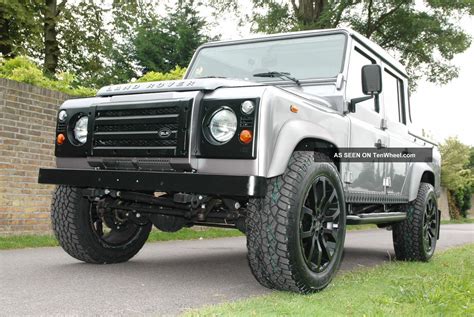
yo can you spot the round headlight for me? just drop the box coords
[241,100,255,115]
[58,110,68,122]
[73,116,88,144]
[208,108,237,143]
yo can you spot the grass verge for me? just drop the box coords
[1,220,470,250]
[0,224,379,250]
[0,228,243,250]
[441,218,474,224]
[187,244,474,316]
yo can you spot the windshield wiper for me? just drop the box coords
[253,71,300,85]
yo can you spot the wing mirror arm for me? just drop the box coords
[349,95,373,113]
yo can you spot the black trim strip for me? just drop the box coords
[345,191,409,204]
[38,168,267,197]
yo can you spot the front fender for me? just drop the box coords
[265,119,348,178]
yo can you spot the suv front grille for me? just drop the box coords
[91,99,192,157]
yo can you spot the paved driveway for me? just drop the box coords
[1,224,472,316]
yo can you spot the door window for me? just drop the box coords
[346,48,376,111]
[383,70,404,123]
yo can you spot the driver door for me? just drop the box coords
[345,47,387,195]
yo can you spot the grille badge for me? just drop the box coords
[158,127,172,138]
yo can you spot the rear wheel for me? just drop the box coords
[246,152,346,293]
[392,182,439,261]
[51,186,151,264]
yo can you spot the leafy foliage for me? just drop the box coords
[0,0,43,58]
[0,56,188,97]
[0,56,96,97]
[440,137,473,218]
[136,66,187,82]
[134,0,212,74]
[211,0,473,89]
[0,0,212,88]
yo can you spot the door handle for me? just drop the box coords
[374,139,386,149]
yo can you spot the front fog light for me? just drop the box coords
[209,108,237,143]
[241,100,255,114]
[73,116,88,144]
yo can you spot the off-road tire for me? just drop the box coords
[51,186,152,264]
[246,152,346,293]
[392,182,439,261]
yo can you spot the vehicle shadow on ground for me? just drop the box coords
[49,248,269,292]
[50,245,395,285]
[341,247,395,271]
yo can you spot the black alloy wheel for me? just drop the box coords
[300,176,342,273]
[423,195,438,255]
[246,152,346,293]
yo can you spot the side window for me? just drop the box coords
[383,69,404,124]
[346,48,376,111]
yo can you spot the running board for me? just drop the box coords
[347,212,406,225]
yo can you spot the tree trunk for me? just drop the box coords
[43,0,60,75]
[294,0,329,28]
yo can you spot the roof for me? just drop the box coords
[198,27,407,77]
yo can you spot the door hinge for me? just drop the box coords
[344,171,353,184]
[336,73,344,90]
[380,118,388,130]
[383,176,391,188]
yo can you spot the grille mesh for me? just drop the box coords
[96,106,178,117]
[91,100,191,157]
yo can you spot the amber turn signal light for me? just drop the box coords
[57,133,65,145]
[239,129,253,144]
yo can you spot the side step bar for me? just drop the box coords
[347,212,406,225]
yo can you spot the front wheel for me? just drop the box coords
[51,186,152,264]
[246,152,346,293]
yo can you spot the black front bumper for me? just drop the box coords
[38,168,267,197]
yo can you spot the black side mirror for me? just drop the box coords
[362,64,382,95]
[349,64,383,113]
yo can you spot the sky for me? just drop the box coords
[410,18,474,146]
[203,5,474,146]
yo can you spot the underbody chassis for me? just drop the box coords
[39,167,267,230]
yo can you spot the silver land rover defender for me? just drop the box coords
[39,28,441,293]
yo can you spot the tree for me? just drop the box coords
[58,1,113,86]
[440,137,473,218]
[0,0,42,58]
[212,0,473,88]
[134,0,213,73]
[1,0,214,86]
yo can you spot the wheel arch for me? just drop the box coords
[420,171,435,187]
[407,164,436,201]
[265,119,344,178]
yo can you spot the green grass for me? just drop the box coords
[187,244,474,316]
[0,228,243,250]
[0,220,469,250]
[146,228,243,243]
[441,218,474,224]
[0,234,60,250]
[346,224,377,230]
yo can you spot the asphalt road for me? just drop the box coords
[1,224,473,316]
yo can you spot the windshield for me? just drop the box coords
[187,34,346,82]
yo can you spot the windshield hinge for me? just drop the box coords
[336,73,344,90]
